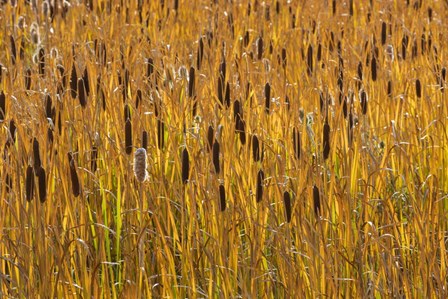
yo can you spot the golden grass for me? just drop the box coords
[0,0,447,297]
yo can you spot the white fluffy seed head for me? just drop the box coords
[133,148,148,183]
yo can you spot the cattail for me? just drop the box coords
[307,44,313,76]
[225,81,230,108]
[188,66,195,98]
[381,22,387,45]
[91,146,98,172]
[342,96,348,118]
[360,90,367,114]
[133,148,148,183]
[233,99,241,122]
[283,191,292,223]
[33,138,41,171]
[147,57,154,78]
[37,167,46,203]
[142,130,148,150]
[212,141,220,174]
[313,185,320,216]
[197,37,204,70]
[265,82,271,113]
[217,76,223,106]
[292,127,301,160]
[9,120,16,143]
[77,78,87,107]
[135,89,142,109]
[412,40,418,59]
[257,36,263,60]
[323,119,330,160]
[10,35,16,65]
[252,135,260,161]
[237,119,246,145]
[207,125,214,151]
[442,67,446,82]
[416,79,421,98]
[181,147,190,184]
[157,119,164,149]
[357,61,363,81]
[219,184,226,212]
[256,169,264,202]
[371,56,377,81]
[25,68,32,90]
[0,91,5,121]
[70,64,77,98]
[402,34,408,60]
[244,30,250,47]
[125,119,132,155]
[281,48,287,69]
[38,48,45,75]
[68,152,80,197]
[124,104,131,121]
[26,165,34,201]
[285,95,290,111]
[82,68,90,96]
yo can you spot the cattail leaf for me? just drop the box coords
[182,148,190,184]
[212,141,220,174]
[219,184,226,212]
[283,191,292,223]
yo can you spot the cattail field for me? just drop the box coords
[1,0,448,297]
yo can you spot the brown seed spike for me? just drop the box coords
[256,169,264,203]
[38,48,45,76]
[68,152,81,197]
[219,184,226,212]
[125,119,132,155]
[9,120,16,143]
[77,78,87,107]
[387,80,393,98]
[25,68,32,90]
[91,146,98,172]
[207,125,214,151]
[142,130,148,150]
[37,167,46,203]
[45,95,53,120]
[323,119,330,160]
[10,35,16,65]
[292,127,301,160]
[225,81,231,108]
[188,67,195,98]
[212,141,220,174]
[416,79,422,98]
[0,91,5,121]
[360,90,367,115]
[381,22,387,45]
[217,77,223,106]
[252,135,260,161]
[33,138,41,171]
[265,82,271,113]
[82,68,90,96]
[181,148,190,184]
[135,89,142,109]
[157,119,164,149]
[281,48,287,68]
[307,44,313,76]
[257,36,263,60]
[313,185,320,216]
[70,65,77,98]
[283,191,292,223]
[357,61,363,81]
[371,56,377,81]
[26,165,34,201]
[237,119,246,145]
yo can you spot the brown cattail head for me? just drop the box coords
[133,148,148,183]
[381,22,387,45]
[281,47,287,68]
[323,119,330,160]
[236,118,246,145]
[10,35,16,65]
[25,68,32,90]
[360,90,367,115]
[188,66,195,98]
[125,119,132,155]
[252,135,260,161]
[181,147,190,184]
[257,35,263,60]
[387,80,392,97]
[37,166,46,203]
[157,119,164,149]
[82,68,90,96]
[207,125,214,151]
[212,141,220,174]
[68,152,80,197]
[217,76,224,106]
[224,81,231,108]
[77,78,87,107]
[33,137,41,171]
[307,44,313,76]
[371,56,377,81]
[0,91,5,121]
[219,184,226,212]
[292,127,301,160]
[402,34,408,60]
[9,120,16,144]
[416,79,422,98]
[135,89,142,109]
[26,165,34,201]
[70,64,77,98]
[91,146,98,173]
[283,191,292,223]
[45,94,53,120]
[142,130,148,150]
[313,185,320,216]
[38,48,45,76]
[197,37,204,70]
[357,61,363,81]
[265,82,271,113]
[256,169,264,203]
